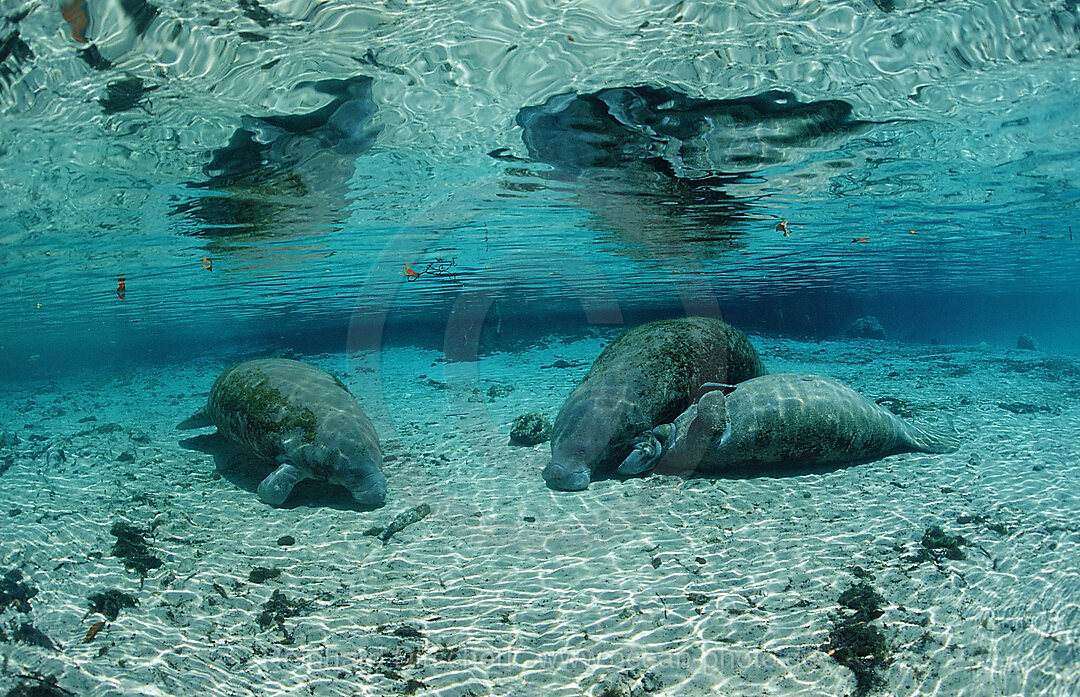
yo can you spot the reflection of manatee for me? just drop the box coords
[177,76,380,251]
[639,373,959,477]
[514,87,873,242]
[543,317,766,491]
[517,87,872,177]
[178,358,386,508]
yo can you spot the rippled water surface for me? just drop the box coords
[1,0,1079,366]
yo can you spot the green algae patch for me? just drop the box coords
[213,366,319,444]
[509,412,552,446]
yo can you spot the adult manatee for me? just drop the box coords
[637,373,958,476]
[543,317,766,491]
[178,358,386,507]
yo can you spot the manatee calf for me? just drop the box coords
[629,373,958,477]
[543,317,766,491]
[178,358,386,507]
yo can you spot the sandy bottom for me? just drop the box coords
[1,330,1078,697]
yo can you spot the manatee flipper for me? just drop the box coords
[178,432,231,454]
[177,407,213,430]
[617,423,676,475]
[618,431,662,475]
[258,463,310,505]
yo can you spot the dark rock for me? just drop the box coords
[248,566,282,584]
[87,589,138,621]
[509,412,553,446]
[391,624,423,639]
[117,451,135,463]
[1016,334,1039,351]
[686,592,710,606]
[0,430,19,448]
[276,535,295,546]
[845,316,886,340]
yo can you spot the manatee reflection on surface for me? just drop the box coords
[513,87,873,253]
[176,75,380,269]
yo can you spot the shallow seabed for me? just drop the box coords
[1,332,1078,697]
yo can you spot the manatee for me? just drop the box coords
[543,317,766,491]
[178,358,386,507]
[628,373,958,477]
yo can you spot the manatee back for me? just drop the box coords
[563,317,766,441]
[207,358,381,479]
[716,373,910,467]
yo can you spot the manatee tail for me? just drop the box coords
[177,407,212,430]
[905,418,961,454]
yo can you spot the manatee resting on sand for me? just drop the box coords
[631,373,958,477]
[178,358,386,507]
[543,317,766,491]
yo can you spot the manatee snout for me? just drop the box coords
[542,461,591,491]
[342,465,387,508]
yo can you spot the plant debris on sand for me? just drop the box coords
[109,521,163,576]
[0,568,37,613]
[86,589,138,621]
[824,582,890,696]
[916,524,967,561]
[257,590,311,630]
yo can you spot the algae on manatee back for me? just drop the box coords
[211,366,319,444]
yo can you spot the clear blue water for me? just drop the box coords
[1,0,1078,381]
[2,4,1080,695]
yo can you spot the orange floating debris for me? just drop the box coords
[909,230,919,235]
[202,255,213,270]
[775,220,790,237]
[116,276,126,299]
[85,620,106,643]
[404,264,420,281]
[851,238,869,243]
[60,0,90,44]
